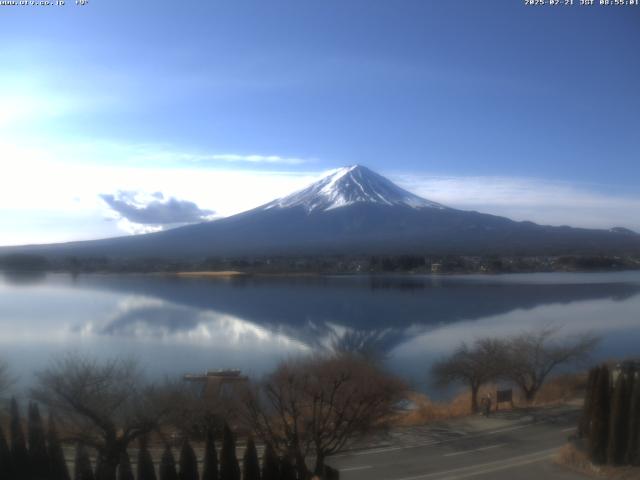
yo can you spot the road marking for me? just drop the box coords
[443,443,505,457]
[438,451,554,479]
[391,448,557,480]
[334,443,437,458]
[332,422,537,458]
[561,427,576,432]
[486,424,529,435]
[340,465,373,472]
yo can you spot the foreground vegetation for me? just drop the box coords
[431,327,598,413]
[0,353,403,480]
[578,361,640,467]
[0,327,624,479]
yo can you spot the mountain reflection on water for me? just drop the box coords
[1,272,639,392]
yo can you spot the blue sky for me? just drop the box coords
[0,0,639,245]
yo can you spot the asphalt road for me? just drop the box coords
[327,407,587,480]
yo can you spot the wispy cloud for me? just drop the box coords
[392,173,640,231]
[205,154,310,165]
[55,141,311,167]
[135,151,310,165]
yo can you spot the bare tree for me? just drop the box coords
[244,353,405,479]
[431,338,507,413]
[162,379,223,440]
[505,327,599,402]
[31,354,175,480]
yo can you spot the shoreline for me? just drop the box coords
[3,268,640,280]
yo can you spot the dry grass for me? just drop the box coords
[393,385,503,426]
[392,392,467,426]
[530,372,587,406]
[555,443,640,479]
[393,373,588,427]
[556,443,595,473]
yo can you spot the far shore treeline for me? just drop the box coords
[1,252,639,275]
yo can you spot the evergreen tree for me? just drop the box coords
[260,444,279,480]
[588,364,611,464]
[579,368,599,438]
[117,451,134,480]
[178,440,198,480]
[220,424,240,480]
[627,370,640,466]
[0,424,13,480]
[242,436,260,480]
[94,452,107,480]
[28,402,50,479]
[202,431,219,480]
[607,371,630,465]
[278,456,295,480]
[159,445,178,480]
[74,444,95,480]
[48,414,71,480]
[137,437,157,480]
[10,398,30,478]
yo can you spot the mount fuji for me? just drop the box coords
[3,165,639,259]
[262,165,445,212]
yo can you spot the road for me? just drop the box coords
[327,406,587,480]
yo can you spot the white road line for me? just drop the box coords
[486,424,529,435]
[342,446,403,457]
[392,448,557,480]
[333,443,439,458]
[561,427,576,432]
[340,465,373,472]
[333,422,538,458]
[438,451,554,479]
[443,443,505,457]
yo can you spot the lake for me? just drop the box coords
[1,271,639,396]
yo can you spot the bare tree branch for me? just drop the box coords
[31,354,174,480]
[243,353,405,479]
[505,327,599,402]
[431,337,507,413]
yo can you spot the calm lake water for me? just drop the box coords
[1,271,639,396]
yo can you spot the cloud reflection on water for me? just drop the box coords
[1,272,639,393]
[74,295,310,352]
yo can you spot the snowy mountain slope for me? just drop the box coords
[263,165,445,212]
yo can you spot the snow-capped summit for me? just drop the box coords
[264,165,446,213]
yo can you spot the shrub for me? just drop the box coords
[588,364,610,465]
[242,436,260,480]
[178,440,198,480]
[159,446,178,480]
[202,431,219,480]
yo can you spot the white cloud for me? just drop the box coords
[95,146,312,166]
[0,140,320,244]
[100,190,216,234]
[206,154,309,165]
[115,218,165,236]
[391,174,640,232]
[2,134,640,245]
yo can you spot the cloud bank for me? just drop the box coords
[100,190,216,234]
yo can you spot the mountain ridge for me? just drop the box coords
[1,165,639,259]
